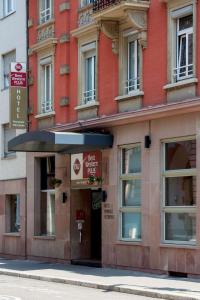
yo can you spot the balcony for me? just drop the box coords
[92,0,150,21]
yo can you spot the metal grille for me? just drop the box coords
[93,0,121,12]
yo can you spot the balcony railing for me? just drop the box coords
[93,0,121,12]
[93,0,148,12]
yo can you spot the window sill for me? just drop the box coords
[36,18,55,30]
[0,11,16,20]
[163,78,198,91]
[3,233,20,237]
[116,240,142,246]
[78,3,93,13]
[33,235,56,240]
[1,153,16,160]
[75,101,99,111]
[35,111,55,119]
[115,91,144,101]
[160,243,197,249]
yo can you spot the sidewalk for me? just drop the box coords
[0,258,199,300]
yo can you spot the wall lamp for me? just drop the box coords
[62,192,67,203]
[145,135,151,149]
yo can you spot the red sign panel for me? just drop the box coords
[11,72,27,88]
[76,210,85,221]
[83,151,101,178]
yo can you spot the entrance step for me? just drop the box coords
[71,259,102,268]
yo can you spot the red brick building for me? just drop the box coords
[9,0,200,275]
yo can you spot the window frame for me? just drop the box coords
[119,144,142,242]
[39,56,53,114]
[2,123,16,158]
[168,3,196,84]
[5,194,20,233]
[161,136,196,245]
[80,0,93,8]
[3,0,15,17]
[79,42,97,105]
[39,0,53,24]
[2,49,16,90]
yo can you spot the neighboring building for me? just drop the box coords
[8,0,200,276]
[0,0,27,257]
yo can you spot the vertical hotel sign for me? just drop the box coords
[10,62,27,129]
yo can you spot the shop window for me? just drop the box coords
[163,139,196,243]
[36,156,55,236]
[2,50,16,89]
[2,123,16,158]
[3,0,15,17]
[39,0,52,24]
[6,194,20,233]
[80,42,96,105]
[39,56,53,114]
[119,145,141,240]
[170,5,194,82]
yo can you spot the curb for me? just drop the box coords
[0,269,198,300]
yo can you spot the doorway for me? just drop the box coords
[91,190,102,260]
[70,189,102,267]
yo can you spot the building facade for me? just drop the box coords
[0,0,27,258]
[9,0,200,275]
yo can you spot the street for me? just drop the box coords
[0,275,160,300]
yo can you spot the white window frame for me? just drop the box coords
[126,38,140,94]
[2,50,16,90]
[6,194,20,233]
[39,0,52,24]
[162,136,196,245]
[170,4,195,83]
[2,123,16,158]
[119,144,142,242]
[80,42,96,105]
[40,57,53,114]
[3,0,15,17]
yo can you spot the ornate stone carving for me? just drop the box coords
[126,10,147,30]
[37,24,55,42]
[101,21,119,54]
[79,8,94,26]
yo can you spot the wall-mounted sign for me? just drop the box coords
[71,151,102,189]
[10,62,27,129]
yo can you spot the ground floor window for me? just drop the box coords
[119,144,142,240]
[163,138,196,244]
[40,190,55,236]
[6,194,20,233]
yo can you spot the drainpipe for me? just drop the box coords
[25,0,29,260]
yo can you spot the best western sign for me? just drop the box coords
[71,151,102,188]
[10,62,27,129]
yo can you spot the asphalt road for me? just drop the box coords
[0,275,161,300]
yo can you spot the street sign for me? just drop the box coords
[10,62,27,129]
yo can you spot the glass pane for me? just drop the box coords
[128,41,135,80]
[188,33,193,66]
[165,213,196,242]
[179,15,193,31]
[165,176,196,206]
[165,140,196,170]
[122,212,141,239]
[122,180,141,206]
[122,146,141,174]
[45,65,51,101]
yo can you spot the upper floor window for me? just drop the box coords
[170,5,194,82]
[4,0,15,17]
[2,50,16,89]
[80,42,96,105]
[39,0,52,24]
[39,56,53,114]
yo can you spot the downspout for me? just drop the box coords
[25,0,29,260]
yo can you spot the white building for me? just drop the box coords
[0,0,27,257]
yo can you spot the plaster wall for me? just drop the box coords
[0,0,26,180]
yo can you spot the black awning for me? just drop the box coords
[8,130,113,154]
